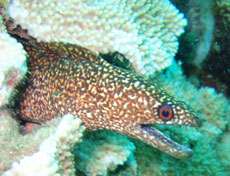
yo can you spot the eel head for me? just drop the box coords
[109,80,202,159]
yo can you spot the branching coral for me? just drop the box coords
[74,130,136,176]
[1,110,138,176]
[0,30,27,106]
[1,114,85,175]
[216,0,230,31]
[0,16,6,32]
[8,0,187,76]
[0,0,10,9]
[0,110,57,174]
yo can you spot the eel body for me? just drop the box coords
[15,40,201,159]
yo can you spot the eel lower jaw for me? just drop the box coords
[140,125,193,159]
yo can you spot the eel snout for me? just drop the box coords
[140,125,193,159]
[136,108,201,159]
[136,106,202,159]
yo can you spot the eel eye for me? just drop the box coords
[158,104,173,121]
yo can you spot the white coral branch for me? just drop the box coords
[3,114,85,176]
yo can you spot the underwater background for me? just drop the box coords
[0,0,230,175]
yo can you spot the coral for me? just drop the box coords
[0,0,10,9]
[0,31,27,106]
[0,110,137,176]
[132,61,230,175]
[217,126,230,173]
[0,110,55,174]
[0,16,6,32]
[74,130,136,176]
[8,0,187,75]
[1,114,85,175]
[216,0,230,31]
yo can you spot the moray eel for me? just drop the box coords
[14,41,201,159]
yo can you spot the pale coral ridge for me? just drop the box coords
[0,31,27,106]
[3,114,85,176]
[74,131,136,176]
[8,0,187,75]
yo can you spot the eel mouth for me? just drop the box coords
[141,125,193,159]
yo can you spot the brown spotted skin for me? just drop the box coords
[17,41,200,158]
